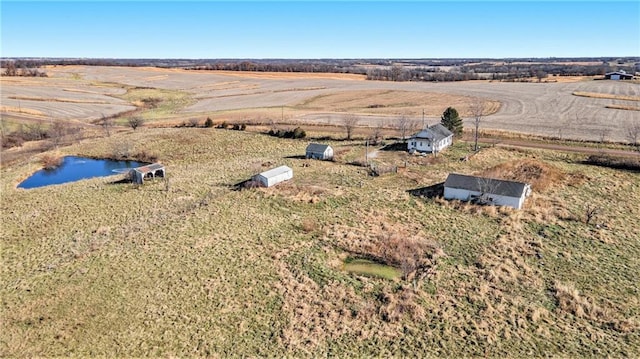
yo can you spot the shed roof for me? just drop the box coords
[605,71,634,77]
[412,124,453,141]
[133,163,164,173]
[259,165,292,179]
[306,143,332,153]
[444,173,529,198]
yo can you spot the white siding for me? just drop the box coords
[444,186,525,209]
[255,166,293,187]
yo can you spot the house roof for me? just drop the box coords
[259,165,292,179]
[412,124,453,141]
[306,143,332,153]
[444,173,529,198]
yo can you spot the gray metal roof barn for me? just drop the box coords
[305,143,334,160]
[443,173,531,209]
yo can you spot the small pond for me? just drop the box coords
[18,156,149,189]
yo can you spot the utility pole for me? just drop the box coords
[365,139,369,166]
[422,109,425,129]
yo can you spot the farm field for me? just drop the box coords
[1,127,639,357]
[2,65,639,142]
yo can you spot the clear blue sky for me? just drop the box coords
[1,1,638,58]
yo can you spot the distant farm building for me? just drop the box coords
[604,70,634,80]
[306,143,334,160]
[129,163,165,184]
[408,124,453,153]
[443,173,531,209]
[253,165,293,187]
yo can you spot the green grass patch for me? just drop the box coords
[343,258,402,280]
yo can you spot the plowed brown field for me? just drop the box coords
[2,66,638,142]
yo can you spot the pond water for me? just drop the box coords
[18,156,149,189]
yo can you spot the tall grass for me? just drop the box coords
[1,128,639,357]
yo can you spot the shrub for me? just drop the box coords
[41,154,62,169]
[292,127,306,139]
[267,127,305,139]
[204,117,214,128]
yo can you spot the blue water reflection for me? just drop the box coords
[18,156,149,189]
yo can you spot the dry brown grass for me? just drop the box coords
[573,91,640,102]
[8,95,110,104]
[605,104,640,111]
[0,105,46,116]
[39,153,63,169]
[479,158,566,191]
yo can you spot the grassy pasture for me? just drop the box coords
[2,127,639,357]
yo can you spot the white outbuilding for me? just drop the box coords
[306,143,334,160]
[253,165,293,187]
[408,124,453,154]
[443,173,531,209]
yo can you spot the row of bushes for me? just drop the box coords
[268,127,306,139]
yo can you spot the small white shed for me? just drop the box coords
[253,165,293,187]
[306,143,334,160]
[443,173,531,209]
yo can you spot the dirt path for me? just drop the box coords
[479,138,640,158]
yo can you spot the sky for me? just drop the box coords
[1,1,639,59]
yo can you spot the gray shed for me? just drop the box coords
[306,143,334,160]
[253,165,293,187]
[129,163,165,184]
[443,173,531,209]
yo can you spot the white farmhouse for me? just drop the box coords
[408,124,453,153]
[253,165,293,187]
[443,173,532,209]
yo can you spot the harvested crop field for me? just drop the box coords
[3,66,637,142]
[1,127,639,357]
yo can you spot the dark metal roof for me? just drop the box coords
[444,173,529,198]
[412,124,453,142]
[306,143,332,153]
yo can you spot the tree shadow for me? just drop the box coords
[407,182,444,199]
[380,142,407,151]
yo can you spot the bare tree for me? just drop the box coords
[475,177,502,205]
[371,119,387,144]
[49,121,67,148]
[128,117,144,130]
[584,204,601,225]
[100,115,114,137]
[626,121,640,151]
[396,114,418,142]
[189,118,200,127]
[469,98,487,151]
[342,114,359,140]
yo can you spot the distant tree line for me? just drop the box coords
[1,60,47,77]
[185,61,366,74]
[2,57,637,82]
